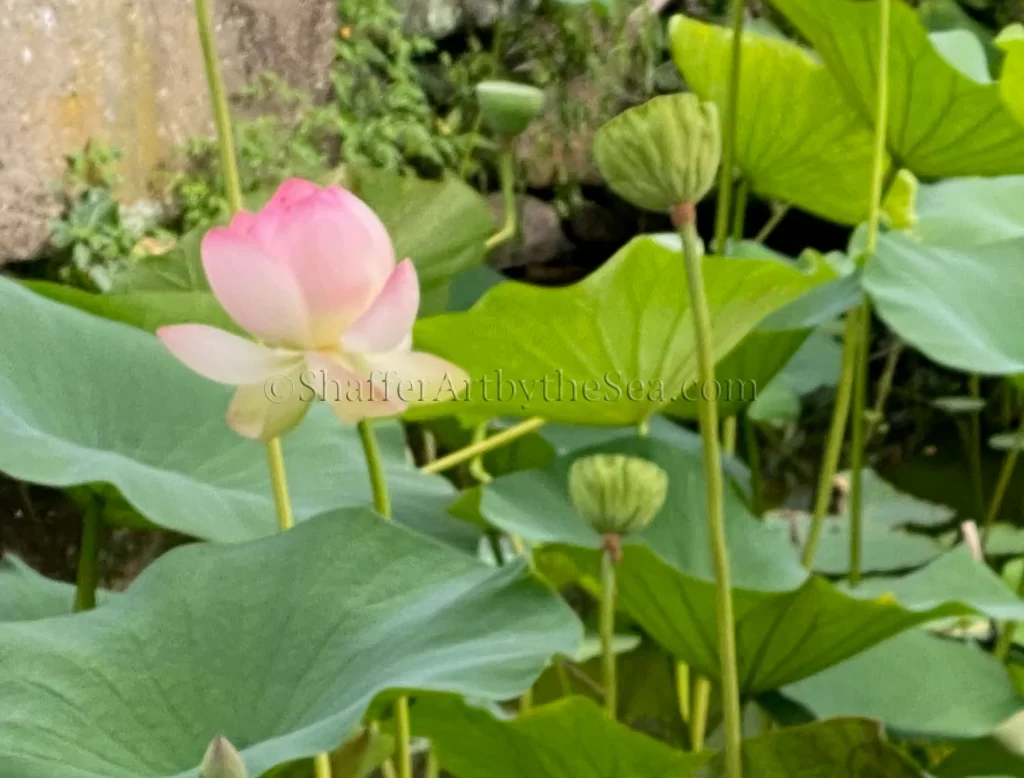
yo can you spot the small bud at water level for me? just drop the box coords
[593,93,721,214]
[199,735,249,778]
[569,454,669,536]
[476,80,545,138]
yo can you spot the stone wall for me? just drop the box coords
[0,0,336,262]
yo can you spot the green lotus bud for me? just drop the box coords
[569,454,668,536]
[593,93,721,214]
[476,81,546,138]
[200,736,248,778]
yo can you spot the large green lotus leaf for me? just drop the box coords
[748,327,844,424]
[546,542,1024,694]
[670,15,878,225]
[415,696,919,777]
[935,727,1024,777]
[863,232,1024,375]
[915,177,1024,248]
[413,234,833,425]
[0,278,474,547]
[0,510,580,778]
[770,0,1024,178]
[414,696,713,778]
[483,435,805,591]
[782,629,1022,740]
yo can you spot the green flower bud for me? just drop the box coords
[881,169,918,231]
[569,454,668,536]
[593,93,721,213]
[199,736,248,778]
[476,81,546,138]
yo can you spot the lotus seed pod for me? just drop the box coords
[199,736,249,778]
[569,454,669,536]
[476,81,546,138]
[593,93,721,213]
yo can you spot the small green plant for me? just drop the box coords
[49,141,170,291]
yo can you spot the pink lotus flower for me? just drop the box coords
[157,179,466,440]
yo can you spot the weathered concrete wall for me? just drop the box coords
[0,0,336,261]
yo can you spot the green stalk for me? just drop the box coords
[680,219,743,778]
[420,417,545,474]
[712,0,746,256]
[866,341,903,440]
[983,412,1024,553]
[484,145,517,251]
[846,0,892,585]
[266,439,296,531]
[968,375,987,523]
[194,0,242,213]
[74,501,102,612]
[802,311,860,567]
[357,420,411,778]
[690,678,712,751]
[744,417,763,516]
[722,417,738,457]
[753,205,789,244]
[731,180,749,243]
[848,300,871,587]
[600,547,618,720]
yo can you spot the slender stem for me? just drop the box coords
[712,0,746,256]
[425,750,440,778]
[484,145,517,251]
[753,205,789,244]
[744,416,763,516]
[848,300,872,587]
[680,219,743,778]
[358,420,392,518]
[690,677,712,751]
[265,438,296,531]
[193,0,242,213]
[313,754,332,778]
[866,340,903,440]
[722,417,738,457]
[968,374,987,523]
[802,311,860,568]
[74,501,102,612]
[983,412,1024,553]
[420,417,545,474]
[356,420,411,778]
[468,422,493,484]
[556,658,573,698]
[848,0,893,586]
[731,180,749,243]
[600,547,618,720]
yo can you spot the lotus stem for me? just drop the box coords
[679,216,743,778]
[484,145,517,251]
[74,500,102,612]
[193,0,242,214]
[419,417,546,474]
[690,677,712,751]
[844,0,893,585]
[744,417,763,516]
[712,0,746,256]
[983,412,1024,554]
[600,543,618,720]
[802,310,859,568]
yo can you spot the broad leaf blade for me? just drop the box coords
[0,511,581,778]
[863,233,1024,376]
[770,0,1024,178]
[413,235,833,425]
[0,279,473,547]
[915,176,1024,248]
[782,629,1022,740]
